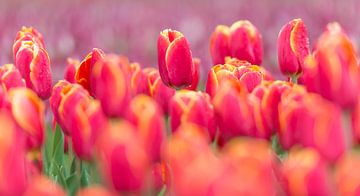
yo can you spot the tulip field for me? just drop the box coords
[1,16,360,195]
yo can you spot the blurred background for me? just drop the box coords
[1,0,359,81]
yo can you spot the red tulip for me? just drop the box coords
[126,95,166,162]
[210,20,263,65]
[91,55,130,117]
[157,29,194,88]
[96,120,149,192]
[277,18,310,76]
[212,80,254,142]
[23,175,66,196]
[64,58,80,83]
[0,64,25,90]
[14,40,52,99]
[300,23,359,108]
[139,68,175,113]
[75,48,105,93]
[13,26,45,61]
[334,151,360,196]
[281,147,333,195]
[0,109,27,195]
[8,87,45,150]
[279,86,347,161]
[214,138,281,195]
[170,90,217,140]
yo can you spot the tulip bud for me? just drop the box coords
[139,68,175,113]
[214,138,280,195]
[23,175,66,196]
[279,87,347,161]
[277,18,310,76]
[281,147,333,195]
[0,64,25,90]
[157,29,194,88]
[165,123,220,195]
[0,109,27,195]
[14,40,52,99]
[300,23,359,108]
[212,81,254,142]
[210,21,263,65]
[75,48,105,93]
[8,88,45,150]
[206,63,266,98]
[230,20,263,65]
[13,26,45,61]
[334,151,360,196]
[185,58,200,90]
[64,58,80,83]
[91,55,130,117]
[170,90,217,140]
[210,25,231,65]
[126,95,166,162]
[96,120,149,192]
[76,186,117,196]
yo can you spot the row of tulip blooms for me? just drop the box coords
[0,18,360,195]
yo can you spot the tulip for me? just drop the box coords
[139,67,175,113]
[76,186,117,196]
[230,20,263,65]
[96,120,149,192]
[277,18,310,76]
[210,20,263,65]
[300,23,359,108]
[75,48,105,93]
[334,151,360,196]
[23,175,66,196]
[14,40,52,99]
[64,58,80,83]
[0,64,25,90]
[164,123,220,195]
[8,87,45,149]
[13,26,45,61]
[224,57,274,80]
[279,87,347,161]
[212,80,254,143]
[157,29,194,88]
[185,58,200,90]
[169,90,217,139]
[50,80,76,133]
[210,25,231,65]
[91,55,130,117]
[206,62,266,98]
[126,95,166,161]
[281,147,333,195]
[0,109,27,195]
[214,138,281,195]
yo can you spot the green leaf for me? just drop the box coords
[157,186,167,196]
[70,156,77,175]
[80,164,91,187]
[52,125,64,164]
[66,173,79,196]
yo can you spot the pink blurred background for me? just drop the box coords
[1,0,359,81]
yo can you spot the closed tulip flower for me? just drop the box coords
[0,64,25,90]
[8,87,45,150]
[281,147,333,196]
[91,55,130,117]
[157,29,194,88]
[14,40,52,99]
[64,58,80,83]
[277,18,310,76]
[210,20,263,65]
[300,23,359,108]
[13,26,45,62]
[279,87,347,161]
[0,109,27,195]
[170,90,217,140]
[96,120,149,192]
[126,95,166,162]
